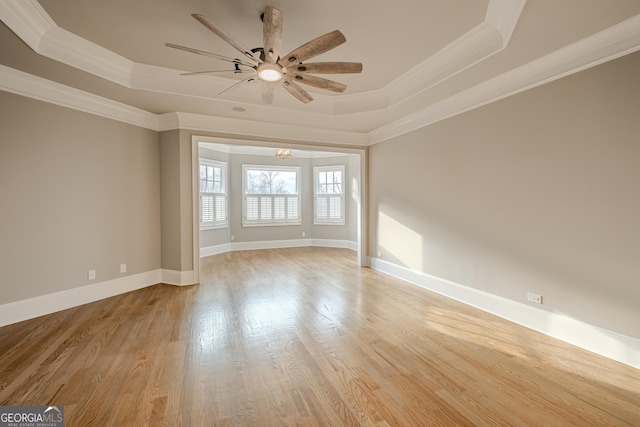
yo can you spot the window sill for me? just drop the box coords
[242,222,302,228]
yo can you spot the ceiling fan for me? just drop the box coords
[166,6,362,104]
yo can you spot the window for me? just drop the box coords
[199,159,227,228]
[243,165,301,226]
[314,165,345,225]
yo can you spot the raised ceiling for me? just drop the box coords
[1,0,640,145]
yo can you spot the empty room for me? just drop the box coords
[1,0,639,425]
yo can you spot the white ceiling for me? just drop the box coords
[1,0,640,146]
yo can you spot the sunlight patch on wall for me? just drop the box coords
[351,177,359,202]
[379,210,423,271]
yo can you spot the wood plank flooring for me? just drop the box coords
[1,247,639,426]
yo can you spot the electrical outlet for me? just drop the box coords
[527,292,542,304]
[88,269,96,280]
[230,235,235,241]
[377,251,382,257]
[302,232,306,237]
[120,263,127,273]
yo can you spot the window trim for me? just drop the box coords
[242,164,301,227]
[199,159,228,230]
[314,165,346,225]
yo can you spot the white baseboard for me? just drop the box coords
[200,243,232,258]
[200,239,357,257]
[371,257,640,370]
[0,270,162,327]
[161,269,196,286]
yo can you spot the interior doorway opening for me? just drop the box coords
[190,135,367,283]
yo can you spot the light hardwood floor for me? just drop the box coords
[1,247,639,426]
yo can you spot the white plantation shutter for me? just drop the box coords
[215,196,226,222]
[288,196,299,220]
[201,195,214,223]
[329,196,342,220]
[314,166,345,225]
[316,197,328,219]
[274,197,286,220]
[260,197,272,220]
[246,196,259,221]
[200,160,227,228]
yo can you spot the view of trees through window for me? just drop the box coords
[245,169,297,194]
[317,169,342,194]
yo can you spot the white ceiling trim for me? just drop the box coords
[0,0,54,50]
[0,0,524,115]
[0,64,158,130]
[159,112,369,146]
[485,0,528,45]
[382,22,503,109]
[41,26,134,87]
[369,13,640,144]
[200,142,347,158]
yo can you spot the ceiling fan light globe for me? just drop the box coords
[257,63,283,82]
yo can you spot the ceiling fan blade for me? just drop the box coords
[165,43,258,67]
[278,30,346,67]
[262,83,275,105]
[288,74,347,93]
[292,62,362,74]
[192,14,262,63]
[219,76,256,96]
[262,6,283,63]
[181,70,256,76]
[282,79,313,103]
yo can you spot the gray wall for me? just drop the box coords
[369,51,640,339]
[159,129,194,272]
[160,130,182,271]
[0,91,161,304]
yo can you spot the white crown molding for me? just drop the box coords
[200,142,348,158]
[163,112,369,146]
[371,257,640,370]
[334,90,389,115]
[157,112,180,131]
[485,0,527,45]
[369,13,640,144]
[0,65,158,130]
[0,0,55,51]
[200,142,349,159]
[41,27,134,87]
[382,22,504,108]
